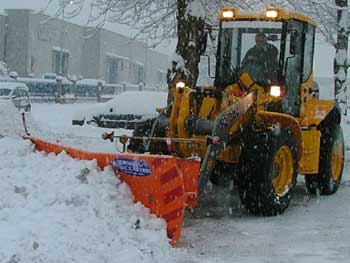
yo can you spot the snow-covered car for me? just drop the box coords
[0,82,31,112]
[72,91,167,129]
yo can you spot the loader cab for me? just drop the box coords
[215,8,316,117]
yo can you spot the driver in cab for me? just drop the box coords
[241,32,278,85]
[223,32,279,104]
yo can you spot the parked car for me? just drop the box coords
[0,82,31,112]
[72,91,167,129]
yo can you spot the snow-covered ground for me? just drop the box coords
[1,100,350,263]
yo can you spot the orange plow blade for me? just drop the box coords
[24,136,200,245]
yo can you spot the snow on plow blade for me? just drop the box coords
[24,136,200,245]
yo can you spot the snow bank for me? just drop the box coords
[0,100,41,138]
[0,137,174,263]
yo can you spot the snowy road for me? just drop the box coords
[180,174,350,263]
[2,102,350,263]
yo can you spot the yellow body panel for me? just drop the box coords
[177,88,191,154]
[169,89,182,137]
[256,111,303,159]
[299,128,321,174]
[299,73,335,127]
[300,73,315,107]
[199,97,216,118]
[300,99,335,127]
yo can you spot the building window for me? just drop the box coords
[52,50,69,76]
[130,63,144,84]
[105,57,127,84]
[106,57,118,84]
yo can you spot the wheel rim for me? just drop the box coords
[331,139,344,182]
[272,146,294,196]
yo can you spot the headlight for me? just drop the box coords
[176,81,186,89]
[265,9,279,18]
[222,10,234,19]
[270,85,281,97]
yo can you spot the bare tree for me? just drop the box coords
[334,0,349,113]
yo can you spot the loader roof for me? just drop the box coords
[219,7,316,26]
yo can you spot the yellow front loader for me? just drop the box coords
[26,7,345,245]
[127,7,345,216]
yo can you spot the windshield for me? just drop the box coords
[216,21,283,88]
[0,88,11,96]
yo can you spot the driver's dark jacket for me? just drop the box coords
[242,43,278,84]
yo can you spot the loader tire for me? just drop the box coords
[238,128,298,216]
[305,124,344,195]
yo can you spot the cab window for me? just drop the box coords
[303,23,315,82]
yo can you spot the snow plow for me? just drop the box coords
[24,136,200,245]
[25,7,344,244]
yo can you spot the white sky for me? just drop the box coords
[0,0,335,77]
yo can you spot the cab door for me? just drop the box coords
[282,20,304,117]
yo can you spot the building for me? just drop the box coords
[0,9,168,86]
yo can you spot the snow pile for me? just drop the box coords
[0,100,41,138]
[0,137,174,263]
